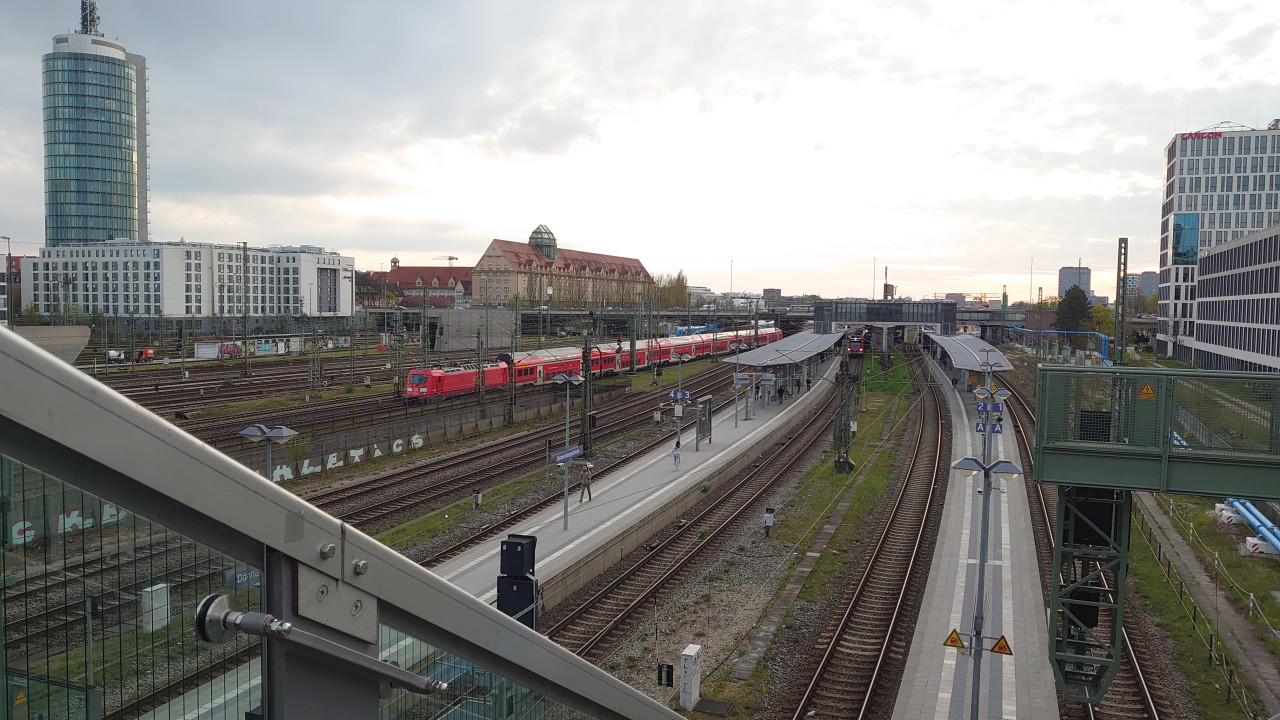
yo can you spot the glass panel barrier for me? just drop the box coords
[377,624,594,720]
[1,454,262,720]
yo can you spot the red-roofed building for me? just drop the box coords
[366,259,471,308]
[474,225,652,307]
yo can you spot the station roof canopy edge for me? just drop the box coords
[735,330,846,368]
[924,333,1013,372]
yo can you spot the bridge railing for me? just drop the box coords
[0,327,681,720]
[1034,365,1280,496]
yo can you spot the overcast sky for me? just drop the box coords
[2,1,1278,301]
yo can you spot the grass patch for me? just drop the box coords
[863,349,911,392]
[376,462,563,549]
[1129,510,1258,720]
[628,357,719,393]
[1152,495,1280,658]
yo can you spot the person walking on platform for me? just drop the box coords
[776,385,786,405]
[578,463,593,503]
[671,440,681,471]
[806,377,812,393]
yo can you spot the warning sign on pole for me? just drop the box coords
[990,635,1013,655]
[943,629,966,649]
[1138,382,1156,401]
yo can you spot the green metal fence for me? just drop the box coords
[1035,366,1280,497]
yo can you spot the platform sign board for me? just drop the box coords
[975,422,987,433]
[733,373,752,389]
[553,445,583,464]
[668,389,692,402]
[992,402,1004,414]
[992,423,1003,434]
[696,395,713,449]
[976,401,988,414]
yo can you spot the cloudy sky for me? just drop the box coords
[2,1,1278,301]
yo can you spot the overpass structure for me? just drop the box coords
[1034,364,1280,703]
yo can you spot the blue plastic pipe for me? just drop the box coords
[1227,498,1280,554]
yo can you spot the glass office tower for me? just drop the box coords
[43,10,148,247]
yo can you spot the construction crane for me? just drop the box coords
[433,255,459,267]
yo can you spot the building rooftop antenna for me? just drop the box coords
[80,0,102,36]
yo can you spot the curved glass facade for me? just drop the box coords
[43,48,146,246]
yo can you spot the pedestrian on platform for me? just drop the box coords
[952,377,958,390]
[794,378,801,394]
[776,385,786,404]
[806,377,812,392]
[671,440,681,471]
[578,463,593,503]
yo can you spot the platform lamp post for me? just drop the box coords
[730,342,747,428]
[954,366,1018,720]
[239,424,298,481]
[553,373,583,531]
[674,352,692,439]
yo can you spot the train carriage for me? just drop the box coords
[405,327,784,400]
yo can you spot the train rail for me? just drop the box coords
[790,347,945,719]
[1002,372,1166,720]
[319,367,733,530]
[419,368,753,569]
[544,389,842,660]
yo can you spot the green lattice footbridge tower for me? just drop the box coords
[1034,365,1280,704]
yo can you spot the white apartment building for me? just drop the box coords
[22,240,355,320]
[1193,226,1280,371]
[1157,119,1280,361]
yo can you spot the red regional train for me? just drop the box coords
[404,327,784,400]
[849,325,873,357]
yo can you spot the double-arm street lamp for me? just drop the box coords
[553,373,584,449]
[239,423,298,481]
[730,342,747,427]
[952,365,1020,720]
[553,373,584,531]
[674,352,692,439]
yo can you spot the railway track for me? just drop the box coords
[319,367,732,530]
[419,368,757,569]
[544,388,842,660]
[1002,372,1167,720]
[789,347,945,719]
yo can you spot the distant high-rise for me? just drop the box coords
[1057,265,1091,298]
[1156,120,1280,361]
[44,0,148,246]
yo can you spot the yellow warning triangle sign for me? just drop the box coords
[990,635,1013,656]
[943,628,966,649]
[14,690,26,705]
[1138,382,1156,401]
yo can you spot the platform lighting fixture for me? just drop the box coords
[675,353,692,439]
[239,424,298,480]
[552,373,584,531]
[730,342,747,427]
[552,373,584,449]
[953,358,1020,720]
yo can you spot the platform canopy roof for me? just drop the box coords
[925,333,1013,372]
[735,330,846,368]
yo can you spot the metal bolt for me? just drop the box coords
[351,600,364,617]
[352,559,369,576]
[317,584,329,602]
[319,543,337,560]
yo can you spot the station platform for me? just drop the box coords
[893,356,1058,719]
[435,359,838,606]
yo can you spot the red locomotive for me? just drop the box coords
[849,326,872,357]
[404,327,784,400]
